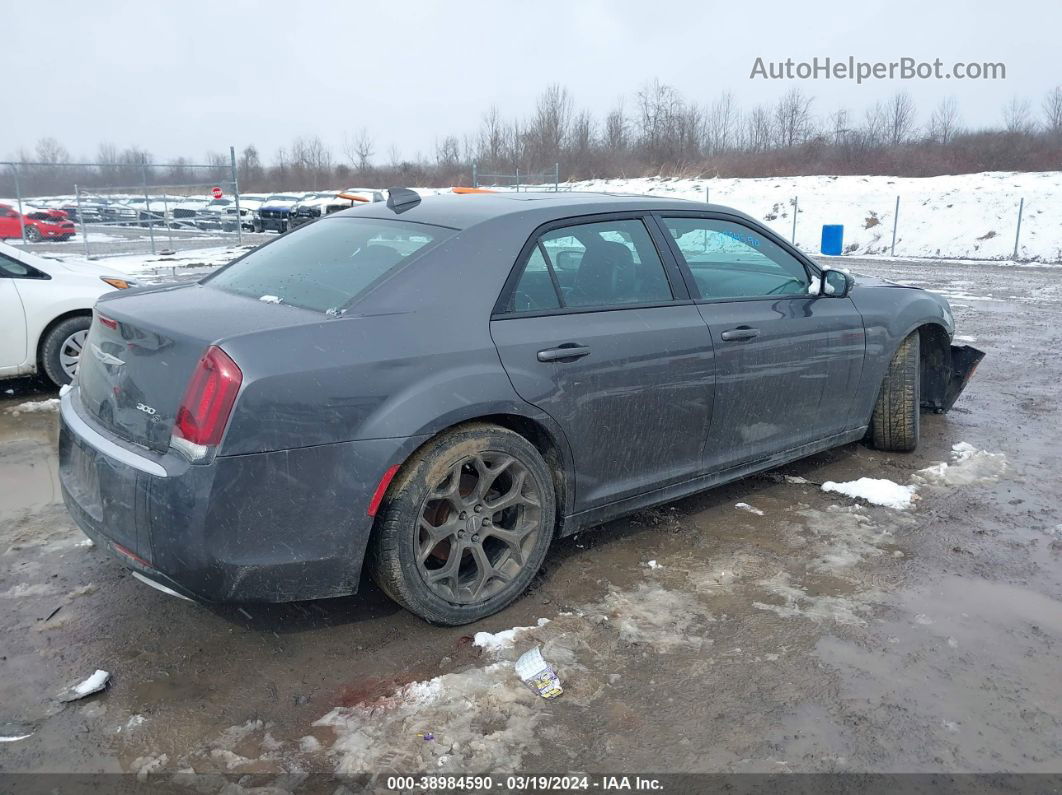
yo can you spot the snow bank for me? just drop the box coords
[5,398,59,415]
[565,172,1062,263]
[821,477,918,509]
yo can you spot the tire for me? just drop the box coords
[24,225,42,242]
[40,315,91,387]
[869,331,920,452]
[368,424,557,625]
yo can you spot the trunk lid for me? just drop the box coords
[77,283,324,453]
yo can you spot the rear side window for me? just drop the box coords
[505,218,673,313]
[205,218,453,313]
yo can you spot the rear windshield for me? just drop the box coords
[204,217,453,313]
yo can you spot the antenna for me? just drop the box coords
[386,187,421,212]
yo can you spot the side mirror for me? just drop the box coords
[818,269,852,298]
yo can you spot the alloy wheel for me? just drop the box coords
[414,452,544,605]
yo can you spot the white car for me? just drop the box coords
[0,241,136,386]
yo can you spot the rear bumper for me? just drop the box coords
[58,387,421,603]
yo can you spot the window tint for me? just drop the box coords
[507,218,672,313]
[205,217,453,313]
[0,254,42,278]
[663,218,810,299]
[510,246,561,312]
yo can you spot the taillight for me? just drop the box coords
[170,346,242,461]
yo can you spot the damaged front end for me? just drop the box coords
[921,344,986,413]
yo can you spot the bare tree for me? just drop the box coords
[772,87,814,148]
[603,102,628,153]
[435,135,461,171]
[1042,86,1062,138]
[636,79,685,165]
[526,84,573,168]
[477,105,505,168]
[344,129,375,172]
[745,104,773,152]
[1002,96,1035,134]
[706,92,738,155]
[927,97,961,145]
[34,137,69,164]
[883,91,917,146]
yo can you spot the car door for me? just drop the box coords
[655,213,865,471]
[0,253,30,371]
[490,215,716,512]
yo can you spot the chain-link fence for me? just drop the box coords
[0,147,276,262]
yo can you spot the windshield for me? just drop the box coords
[204,217,453,313]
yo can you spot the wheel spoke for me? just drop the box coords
[472,454,513,500]
[485,470,539,512]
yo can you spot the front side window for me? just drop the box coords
[662,217,810,300]
[506,218,673,313]
[205,217,454,313]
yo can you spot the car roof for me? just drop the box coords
[338,190,745,230]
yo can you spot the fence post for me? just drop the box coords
[472,161,478,188]
[891,195,900,256]
[74,185,91,259]
[230,146,242,247]
[163,193,174,251]
[1013,198,1024,260]
[791,196,798,245]
[705,186,709,205]
[141,164,156,256]
[12,165,26,243]
[554,163,559,192]
[515,168,520,193]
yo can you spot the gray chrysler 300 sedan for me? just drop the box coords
[58,189,982,624]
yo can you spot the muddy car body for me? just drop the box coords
[57,191,982,623]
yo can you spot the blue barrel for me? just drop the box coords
[820,224,844,255]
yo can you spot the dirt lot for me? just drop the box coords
[0,257,1059,787]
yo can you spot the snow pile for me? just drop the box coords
[914,442,1007,487]
[821,477,918,510]
[314,663,545,774]
[566,171,1062,263]
[473,618,550,653]
[5,398,59,415]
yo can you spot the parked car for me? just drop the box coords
[0,204,77,242]
[253,194,304,233]
[289,189,384,229]
[224,194,266,231]
[195,198,238,231]
[170,197,210,228]
[58,190,982,623]
[0,241,136,386]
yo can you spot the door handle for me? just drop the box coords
[720,326,760,342]
[537,344,591,362]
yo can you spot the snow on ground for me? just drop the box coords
[45,244,251,279]
[822,443,1006,511]
[565,171,1062,263]
[913,442,1007,487]
[821,477,919,509]
[5,398,59,415]
[473,617,551,653]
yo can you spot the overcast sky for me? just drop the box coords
[4,0,1058,164]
